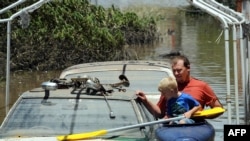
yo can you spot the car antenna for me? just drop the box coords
[119,64,129,87]
[102,92,116,119]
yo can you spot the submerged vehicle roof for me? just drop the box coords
[0,60,173,141]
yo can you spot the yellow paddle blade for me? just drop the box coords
[57,129,107,141]
[193,107,225,117]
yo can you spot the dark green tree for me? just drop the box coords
[0,0,158,71]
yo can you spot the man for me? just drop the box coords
[136,55,223,140]
[136,55,223,119]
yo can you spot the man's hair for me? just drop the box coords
[158,76,178,92]
[171,54,190,69]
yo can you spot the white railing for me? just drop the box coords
[0,0,51,114]
[187,0,248,124]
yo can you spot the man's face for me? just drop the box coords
[171,60,189,83]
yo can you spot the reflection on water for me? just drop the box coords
[0,8,231,124]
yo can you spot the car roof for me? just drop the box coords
[0,60,172,140]
[59,60,173,98]
[59,60,172,79]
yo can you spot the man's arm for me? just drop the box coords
[204,83,224,119]
[206,99,224,119]
[212,99,223,108]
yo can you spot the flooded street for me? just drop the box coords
[0,2,235,126]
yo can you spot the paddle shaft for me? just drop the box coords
[57,116,185,141]
[107,107,226,133]
[107,116,184,133]
[57,108,225,140]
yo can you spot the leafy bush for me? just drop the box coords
[0,0,158,71]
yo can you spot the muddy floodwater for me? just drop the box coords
[0,1,235,125]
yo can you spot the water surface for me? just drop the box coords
[0,3,234,125]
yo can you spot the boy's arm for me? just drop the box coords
[184,104,201,118]
[136,90,164,118]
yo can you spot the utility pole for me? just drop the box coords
[241,0,250,23]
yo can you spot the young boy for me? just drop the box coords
[158,76,201,124]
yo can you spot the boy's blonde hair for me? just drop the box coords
[158,76,178,92]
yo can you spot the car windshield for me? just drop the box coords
[0,98,144,138]
[64,70,169,94]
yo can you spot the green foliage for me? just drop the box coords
[0,0,158,71]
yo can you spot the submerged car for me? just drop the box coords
[0,60,173,141]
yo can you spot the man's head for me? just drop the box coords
[158,76,178,99]
[171,55,190,84]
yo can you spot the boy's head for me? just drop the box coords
[158,76,178,98]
